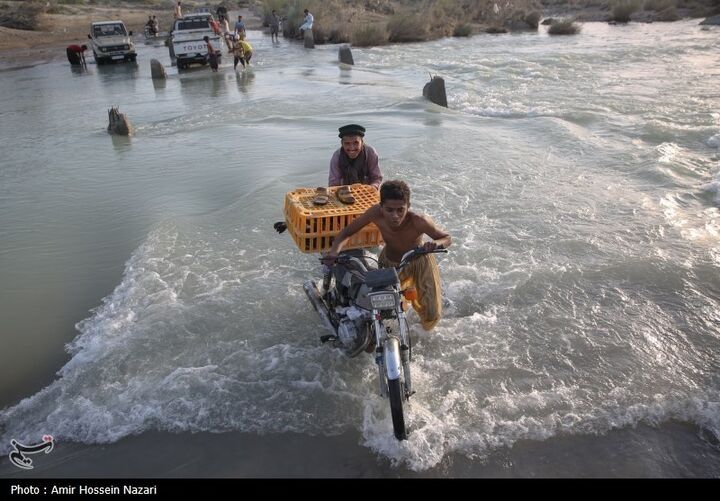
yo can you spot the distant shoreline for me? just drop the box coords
[0,2,714,70]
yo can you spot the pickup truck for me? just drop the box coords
[169,13,224,69]
[87,21,137,64]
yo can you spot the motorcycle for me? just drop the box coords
[303,246,448,440]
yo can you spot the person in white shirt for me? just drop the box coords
[219,15,230,35]
[299,9,313,34]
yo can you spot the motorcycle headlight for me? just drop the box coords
[369,293,395,310]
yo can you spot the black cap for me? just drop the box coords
[338,124,366,138]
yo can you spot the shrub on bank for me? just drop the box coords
[352,24,387,46]
[386,13,428,42]
[453,23,472,37]
[655,6,681,20]
[326,26,350,44]
[611,0,642,22]
[643,0,677,11]
[486,26,508,33]
[548,18,581,34]
[259,0,552,45]
[524,11,542,28]
[0,1,47,30]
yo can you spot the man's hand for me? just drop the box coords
[321,253,337,267]
[273,221,287,234]
[421,241,440,251]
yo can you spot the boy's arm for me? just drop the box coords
[322,205,380,264]
[413,214,451,250]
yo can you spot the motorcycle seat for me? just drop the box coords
[364,268,399,288]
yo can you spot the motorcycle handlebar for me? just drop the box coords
[320,246,447,265]
[397,246,447,269]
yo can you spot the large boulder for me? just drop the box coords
[107,107,132,136]
[304,29,315,48]
[339,45,354,65]
[699,14,720,25]
[150,59,166,80]
[422,76,447,108]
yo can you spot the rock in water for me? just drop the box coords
[423,76,448,108]
[150,59,166,80]
[339,45,354,65]
[304,29,315,48]
[107,107,132,136]
[699,14,720,25]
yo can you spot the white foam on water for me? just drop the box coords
[1,204,719,472]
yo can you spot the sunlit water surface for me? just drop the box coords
[1,22,719,475]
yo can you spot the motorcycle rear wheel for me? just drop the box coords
[388,378,408,440]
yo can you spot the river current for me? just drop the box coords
[1,20,719,475]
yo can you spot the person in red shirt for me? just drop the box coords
[209,17,221,35]
[66,44,87,66]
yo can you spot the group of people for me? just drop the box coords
[198,12,253,72]
[67,4,310,69]
[276,124,452,333]
[220,14,254,70]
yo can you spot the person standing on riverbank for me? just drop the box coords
[270,9,281,42]
[174,1,182,20]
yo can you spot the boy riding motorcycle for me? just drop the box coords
[323,180,451,331]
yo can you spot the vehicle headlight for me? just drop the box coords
[100,47,107,52]
[369,293,395,310]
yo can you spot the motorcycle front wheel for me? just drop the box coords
[388,378,408,440]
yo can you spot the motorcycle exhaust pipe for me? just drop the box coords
[303,280,337,340]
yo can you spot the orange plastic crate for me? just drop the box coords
[284,184,384,253]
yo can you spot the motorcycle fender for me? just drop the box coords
[384,337,402,380]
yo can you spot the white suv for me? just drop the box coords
[169,13,223,69]
[87,21,137,64]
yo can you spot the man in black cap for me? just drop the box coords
[329,124,383,190]
[273,124,383,234]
